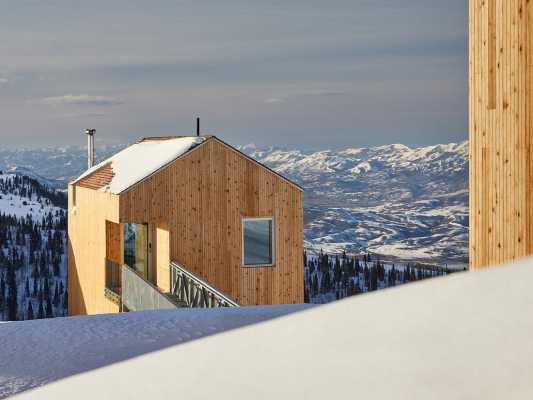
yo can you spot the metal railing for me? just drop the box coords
[170,261,239,308]
[105,259,121,305]
[121,264,179,312]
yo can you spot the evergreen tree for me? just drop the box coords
[53,283,59,307]
[43,276,50,300]
[27,301,34,320]
[333,255,342,283]
[6,265,17,321]
[320,251,329,274]
[312,274,318,297]
[25,276,30,298]
[39,254,46,277]
[0,273,5,312]
[63,288,68,310]
[45,296,53,318]
[37,297,44,319]
[53,256,60,277]
[31,263,38,279]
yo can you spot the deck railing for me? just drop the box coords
[121,264,179,312]
[104,259,237,310]
[170,261,239,308]
[105,259,121,305]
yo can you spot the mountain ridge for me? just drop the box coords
[239,140,468,264]
[0,139,469,264]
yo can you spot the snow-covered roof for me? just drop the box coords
[72,135,303,194]
[72,136,206,194]
[7,258,533,399]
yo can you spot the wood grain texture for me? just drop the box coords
[105,221,121,264]
[488,0,498,110]
[470,0,530,269]
[68,185,120,315]
[68,137,304,314]
[119,138,304,305]
[155,223,170,293]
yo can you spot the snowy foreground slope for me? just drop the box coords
[0,305,312,398]
[7,259,533,400]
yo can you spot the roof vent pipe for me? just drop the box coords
[85,129,96,169]
[196,117,200,137]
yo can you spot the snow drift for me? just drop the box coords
[5,258,533,399]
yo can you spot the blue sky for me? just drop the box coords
[0,0,467,149]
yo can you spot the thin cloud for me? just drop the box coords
[39,94,123,107]
[59,112,108,119]
[0,78,8,84]
[301,90,348,97]
[264,97,286,104]
[265,90,348,104]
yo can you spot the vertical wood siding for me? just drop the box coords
[119,139,304,305]
[155,223,170,292]
[68,185,121,314]
[470,0,531,268]
[105,221,121,264]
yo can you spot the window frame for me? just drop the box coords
[241,217,276,268]
[123,222,150,280]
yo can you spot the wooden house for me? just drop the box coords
[67,135,304,315]
[469,1,533,269]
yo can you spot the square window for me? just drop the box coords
[242,218,275,266]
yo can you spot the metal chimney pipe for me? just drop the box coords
[85,129,96,169]
[196,117,200,137]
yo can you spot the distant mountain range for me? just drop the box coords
[240,141,468,265]
[0,140,468,264]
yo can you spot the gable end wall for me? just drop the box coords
[119,138,304,305]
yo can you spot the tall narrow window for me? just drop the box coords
[242,218,275,267]
[124,223,149,279]
[72,185,76,208]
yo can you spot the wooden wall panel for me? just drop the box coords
[119,138,304,305]
[487,0,497,110]
[105,221,121,264]
[155,223,170,292]
[470,1,530,269]
[68,185,120,315]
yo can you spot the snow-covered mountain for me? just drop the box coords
[0,172,67,321]
[240,141,468,264]
[0,140,468,264]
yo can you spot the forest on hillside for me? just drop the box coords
[304,250,453,304]
[0,174,67,321]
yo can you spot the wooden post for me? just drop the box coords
[469,1,530,268]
